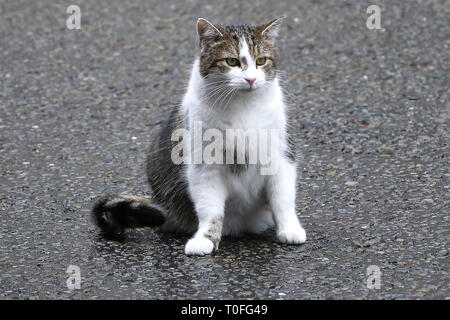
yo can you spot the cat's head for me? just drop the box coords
[196,18,283,95]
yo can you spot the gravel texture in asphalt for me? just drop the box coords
[0,0,448,299]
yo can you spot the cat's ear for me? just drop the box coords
[197,18,223,39]
[256,17,284,38]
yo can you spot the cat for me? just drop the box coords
[92,18,306,255]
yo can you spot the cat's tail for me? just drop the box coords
[92,194,166,236]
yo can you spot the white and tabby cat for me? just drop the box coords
[93,18,306,255]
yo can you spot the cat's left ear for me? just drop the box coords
[256,17,284,38]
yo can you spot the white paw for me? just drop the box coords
[277,224,306,244]
[185,236,214,256]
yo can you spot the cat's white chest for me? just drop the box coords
[224,165,266,203]
[224,89,284,129]
[220,94,284,219]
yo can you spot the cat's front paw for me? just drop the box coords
[185,236,215,256]
[277,224,306,244]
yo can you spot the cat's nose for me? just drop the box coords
[245,78,256,86]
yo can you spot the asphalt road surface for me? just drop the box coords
[0,0,448,299]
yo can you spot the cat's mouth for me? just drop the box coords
[241,86,259,92]
[228,83,262,92]
[233,84,260,92]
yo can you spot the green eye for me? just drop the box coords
[256,57,267,66]
[226,58,240,67]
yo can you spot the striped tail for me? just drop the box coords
[92,194,166,236]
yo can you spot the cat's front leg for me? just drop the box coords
[185,166,227,255]
[266,159,306,244]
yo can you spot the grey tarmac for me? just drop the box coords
[0,0,448,299]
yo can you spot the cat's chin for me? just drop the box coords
[238,86,262,93]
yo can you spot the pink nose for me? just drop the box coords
[245,78,256,86]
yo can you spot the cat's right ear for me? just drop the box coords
[197,18,223,49]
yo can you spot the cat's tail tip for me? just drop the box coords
[92,194,166,236]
